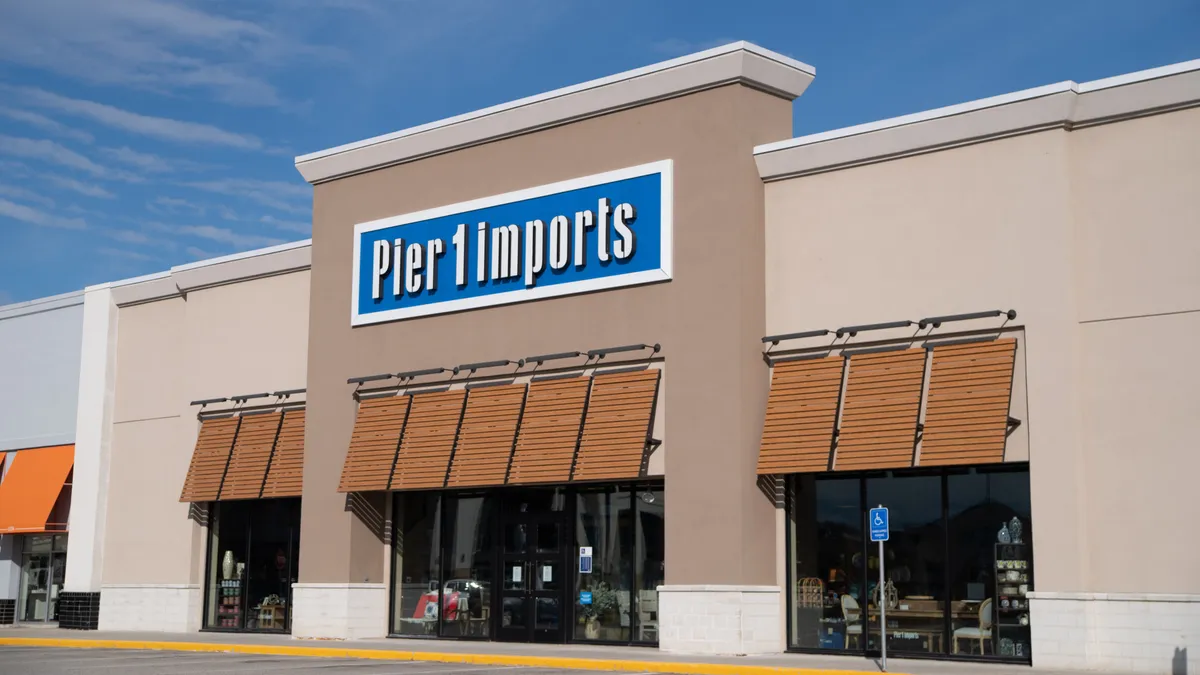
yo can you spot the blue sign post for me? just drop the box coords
[870,506,889,671]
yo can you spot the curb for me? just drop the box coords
[0,637,898,675]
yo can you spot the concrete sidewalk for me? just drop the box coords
[0,626,1088,675]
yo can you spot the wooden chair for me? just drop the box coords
[841,595,863,649]
[952,598,993,654]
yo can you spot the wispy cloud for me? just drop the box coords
[0,183,55,208]
[0,106,94,144]
[146,196,205,216]
[0,1,348,108]
[0,290,13,305]
[0,135,110,177]
[185,178,309,214]
[43,174,116,199]
[101,146,176,172]
[98,247,156,261]
[260,214,310,233]
[0,135,141,182]
[185,246,215,260]
[102,228,155,245]
[12,88,264,150]
[0,198,87,229]
[147,221,286,249]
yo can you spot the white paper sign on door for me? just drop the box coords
[542,565,553,583]
[512,565,522,583]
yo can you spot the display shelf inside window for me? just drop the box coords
[216,579,243,628]
[993,542,1032,660]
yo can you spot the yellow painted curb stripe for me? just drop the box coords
[0,637,904,675]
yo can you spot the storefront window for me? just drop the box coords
[786,467,1033,662]
[441,494,496,638]
[204,498,300,632]
[948,469,1032,659]
[788,477,861,651]
[866,474,944,655]
[633,487,664,643]
[17,534,67,623]
[574,486,632,642]
[391,492,441,636]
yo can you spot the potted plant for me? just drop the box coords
[578,582,620,640]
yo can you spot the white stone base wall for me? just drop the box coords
[291,583,387,640]
[1031,592,1199,673]
[98,584,202,633]
[657,585,783,656]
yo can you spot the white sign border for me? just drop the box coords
[350,159,673,327]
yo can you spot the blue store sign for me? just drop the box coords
[351,160,674,326]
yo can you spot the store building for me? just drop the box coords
[39,42,1198,674]
[0,292,83,626]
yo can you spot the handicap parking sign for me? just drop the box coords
[870,507,889,542]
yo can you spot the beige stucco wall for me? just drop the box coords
[103,271,310,585]
[302,83,791,588]
[763,106,1200,595]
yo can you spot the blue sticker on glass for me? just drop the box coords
[580,591,593,605]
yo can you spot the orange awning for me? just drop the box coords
[0,444,74,534]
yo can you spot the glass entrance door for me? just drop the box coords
[18,535,67,623]
[496,489,565,643]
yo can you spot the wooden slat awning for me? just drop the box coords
[572,369,660,482]
[445,384,527,488]
[262,409,306,498]
[920,339,1017,466]
[338,397,410,493]
[757,356,844,474]
[219,412,283,500]
[834,349,926,471]
[179,417,240,502]
[391,389,467,490]
[508,376,591,485]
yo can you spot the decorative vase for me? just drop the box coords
[585,617,600,640]
[997,522,1012,544]
[236,562,245,579]
[222,551,235,580]
[1009,517,1023,544]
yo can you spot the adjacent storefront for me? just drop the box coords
[19,41,1198,674]
[0,292,84,626]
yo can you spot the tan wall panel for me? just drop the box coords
[304,84,792,585]
[104,416,198,585]
[106,270,311,588]
[1080,311,1200,594]
[1071,108,1200,322]
[113,298,185,424]
[764,130,1086,591]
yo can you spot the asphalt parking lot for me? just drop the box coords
[0,647,634,675]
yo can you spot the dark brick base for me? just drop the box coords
[57,591,100,630]
[0,598,13,625]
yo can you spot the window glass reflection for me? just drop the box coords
[574,486,632,642]
[633,487,664,644]
[440,495,495,638]
[391,493,441,636]
[948,469,1033,659]
[788,476,862,651]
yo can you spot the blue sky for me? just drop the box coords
[1,0,1197,304]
